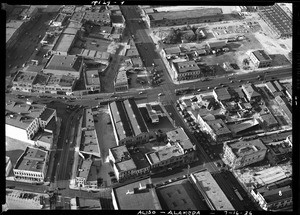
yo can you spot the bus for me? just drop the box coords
[234,189,244,201]
[175,87,190,95]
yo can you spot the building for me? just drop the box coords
[250,50,272,68]
[198,116,232,142]
[171,60,201,81]
[258,4,292,38]
[44,75,76,95]
[80,130,101,158]
[52,13,67,26]
[228,119,260,136]
[213,87,232,103]
[108,99,152,146]
[6,19,26,49]
[259,113,278,129]
[51,32,77,55]
[114,70,128,92]
[19,6,38,20]
[156,178,209,210]
[44,55,83,78]
[83,11,111,25]
[70,197,102,210]
[251,185,292,211]
[130,57,144,68]
[223,139,267,169]
[11,71,38,93]
[61,5,76,15]
[111,14,125,28]
[75,154,93,188]
[35,131,54,150]
[111,178,162,210]
[274,95,292,122]
[13,147,48,182]
[84,69,100,92]
[145,103,161,123]
[206,41,227,50]
[265,81,284,97]
[80,49,111,65]
[146,127,196,171]
[6,156,12,177]
[162,46,181,59]
[70,11,85,23]
[242,83,261,103]
[146,8,223,28]
[190,170,235,210]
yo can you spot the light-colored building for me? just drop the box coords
[251,185,292,211]
[61,5,76,15]
[11,71,38,93]
[145,103,161,123]
[114,70,128,92]
[242,83,261,103]
[80,50,111,65]
[206,41,227,50]
[44,75,76,95]
[213,87,232,102]
[162,46,181,59]
[223,139,267,169]
[70,11,85,23]
[13,147,48,182]
[190,170,235,210]
[111,178,162,210]
[83,11,111,25]
[108,99,152,146]
[80,130,101,158]
[171,60,201,81]
[70,197,102,210]
[84,69,100,91]
[51,33,77,55]
[76,154,93,188]
[114,159,137,182]
[259,113,278,129]
[43,55,83,78]
[249,50,272,68]
[52,13,67,26]
[111,14,125,28]
[274,95,292,122]
[6,156,12,177]
[284,83,292,100]
[35,131,54,150]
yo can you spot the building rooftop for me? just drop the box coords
[128,99,148,133]
[145,104,159,122]
[213,87,231,101]
[6,20,25,43]
[45,55,82,72]
[285,83,292,96]
[32,73,50,85]
[77,155,93,179]
[115,159,136,172]
[131,152,150,170]
[125,48,139,57]
[228,139,267,157]
[115,70,128,86]
[63,27,78,35]
[166,127,194,150]
[111,14,124,24]
[113,178,161,210]
[149,8,222,21]
[44,116,56,132]
[251,50,271,62]
[67,21,83,29]
[14,147,47,172]
[83,11,110,23]
[206,119,231,136]
[192,170,235,210]
[110,145,131,163]
[37,131,53,145]
[242,84,261,100]
[39,108,55,121]
[70,11,85,23]
[80,130,101,158]
[207,41,227,49]
[173,61,200,73]
[12,71,38,85]
[82,108,95,130]
[265,81,277,93]
[260,113,278,126]
[54,13,67,23]
[46,75,75,87]
[52,33,76,53]
[274,95,292,120]
[75,197,102,209]
[24,65,44,73]
[61,5,76,14]
[228,119,260,134]
[156,179,209,210]
[273,80,283,91]
[131,57,143,67]
[147,143,184,165]
[85,69,100,86]
[164,46,181,55]
[6,189,46,209]
[256,185,292,204]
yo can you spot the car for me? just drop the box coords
[197,89,202,92]
[158,93,163,96]
[230,80,234,83]
[207,86,211,90]
[238,80,242,82]
[247,81,251,84]
[214,86,218,90]
[139,91,143,95]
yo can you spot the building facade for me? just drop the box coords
[249,50,272,68]
[223,139,267,169]
[171,60,201,81]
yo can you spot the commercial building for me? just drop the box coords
[44,55,83,78]
[258,4,292,38]
[198,116,232,142]
[251,185,292,211]
[242,83,261,103]
[259,113,278,129]
[70,197,102,210]
[223,139,267,169]
[111,178,162,210]
[13,146,48,182]
[114,70,128,92]
[156,178,209,210]
[146,8,223,28]
[6,156,12,177]
[108,99,151,146]
[190,170,235,210]
[274,95,292,122]
[228,119,260,136]
[84,69,100,92]
[171,60,201,81]
[213,87,232,102]
[146,127,196,171]
[52,13,68,26]
[35,131,54,150]
[75,154,93,188]
[11,71,38,93]
[206,41,227,50]
[249,50,272,68]
[44,74,76,95]
[80,129,101,158]
[145,103,161,123]
[51,32,77,55]
[265,81,284,97]
[70,11,85,23]
[80,49,111,65]
[83,11,111,25]
[162,46,181,59]
[111,14,125,28]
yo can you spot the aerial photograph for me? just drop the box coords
[4,3,293,211]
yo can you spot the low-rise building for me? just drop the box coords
[162,46,181,59]
[171,60,201,81]
[259,113,278,129]
[76,154,93,188]
[265,81,284,97]
[51,32,77,56]
[213,87,232,103]
[11,71,38,93]
[206,41,227,50]
[274,95,292,122]
[83,11,111,25]
[190,170,235,210]
[223,139,267,169]
[84,69,100,92]
[6,19,26,49]
[114,70,128,92]
[111,14,125,28]
[35,131,53,150]
[242,83,261,103]
[13,147,48,182]
[44,55,83,78]
[145,103,161,123]
[52,13,68,27]
[44,75,76,95]
[250,50,272,68]
[70,11,85,23]
[111,178,161,210]
[284,83,292,100]
[6,156,12,177]
[70,197,102,210]
[251,185,292,211]
[198,116,232,142]
[80,130,101,158]
[61,5,76,15]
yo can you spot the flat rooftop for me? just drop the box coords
[173,61,200,73]
[131,152,150,170]
[113,178,161,210]
[206,119,231,136]
[39,108,55,121]
[52,33,76,53]
[166,127,194,150]
[45,55,82,72]
[82,108,95,130]
[46,75,75,87]
[192,170,235,210]
[37,131,53,144]
[70,11,85,23]
[115,159,136,172]
[252,50,271,62]
[80,130,101,158]
[33,73,50,85]
[14,147,47,172]
[228,139,267,157]
[6,20,25,43]
[156,179,209,210]
[115,70,128,85]
[149,8,222,21]
[213,87,231,101]
[77,155,93,179]
[54,13,67,23]
[85,69,100,86]
[12,71,37,84]
[110,145,130,163]
[228,119,260,134]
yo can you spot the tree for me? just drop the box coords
[164,28,179,44]
[181,32,195,43]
